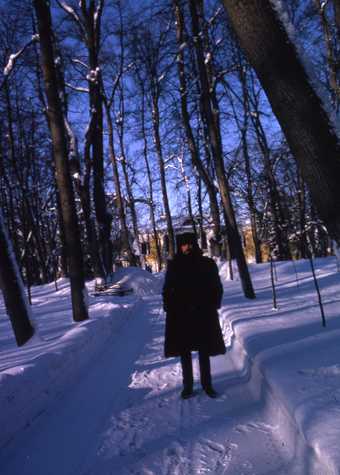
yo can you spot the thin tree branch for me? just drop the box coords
[1,35,39,91]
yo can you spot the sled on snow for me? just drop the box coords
[91,281,133,297]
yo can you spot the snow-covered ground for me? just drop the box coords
[1,258,340,474]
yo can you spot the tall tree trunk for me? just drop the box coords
[151,87,176,259]
[297,171,307,258]
[55,188,68,277]
[174,0,222,255]
[83,119,106,278]
[69,127,105,280]
[58,0,112,275]
[33,35,68,278]
[103,97,134,264]
[58,59,103,280]
[0,210,34,346]
[117,88,141,265]
[196,176,206,250]
[251,109,291,260]
[232,61,262,263]
[241,124,262,263]
[189,0,255,298]
[34,0,88,322]
[86,2,112,276]
[140,84,162,271]
[112,0,140,266]
[177,147,197,236]
[223,0,340,245]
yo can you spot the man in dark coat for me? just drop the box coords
[162,232,226,399]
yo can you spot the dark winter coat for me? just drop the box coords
[162,251,226,357]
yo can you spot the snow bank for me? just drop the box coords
[259,330,340,473]
[220,257,340,472]
[219,259,239,282]
[0,303,136,448]
[113,266,163,296]
[0,267,158,449]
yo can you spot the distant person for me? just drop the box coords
[162,232,226,399]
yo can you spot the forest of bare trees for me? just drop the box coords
[1,0,339,344]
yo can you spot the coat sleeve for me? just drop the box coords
[209,259,223,309]
[162,260,175,312]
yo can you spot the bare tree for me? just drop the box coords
[33,0,88,322]
[173,0,223,256]
[248,81,291,260]
[68,124,106,280]
[102,87,135,264]
[129,19,176,259]
[223,0,340,245]
[188,0,255,298]
[137,77,162,270]
[223,57,262,263]
[57,0,113,276]
[114,4,142,264]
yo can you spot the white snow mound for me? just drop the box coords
[114,266,162,296]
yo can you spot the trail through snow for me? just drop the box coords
[1,294,291,475]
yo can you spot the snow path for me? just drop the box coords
[1,295,291,475]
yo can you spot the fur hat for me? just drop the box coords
[176,232,197,248]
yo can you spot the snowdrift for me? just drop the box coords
[0,268,159,449]
[218,257,340,472]
[113,266,163,297]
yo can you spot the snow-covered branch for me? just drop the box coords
[64,118,78,160]
[71,58,89,69]
[56,1,87,38]
[1,35,39,89]
[94,0,105,32]
[56,1,82,24]
[65,82,89,93]
[320,0,330,13]
[207,6,223,26]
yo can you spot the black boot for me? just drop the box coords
[181,387,194,399]
[198,351,218,398]
[180,352,194,399]
[203,386,218,398]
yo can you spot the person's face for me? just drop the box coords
[180,242,193,255]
